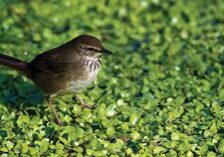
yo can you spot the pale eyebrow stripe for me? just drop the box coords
[86,46,100,51]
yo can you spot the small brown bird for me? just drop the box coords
[0,35,112,125]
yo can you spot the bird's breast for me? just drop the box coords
[64,59,101,93]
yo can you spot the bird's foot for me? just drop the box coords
[47,96,63,126]
[73,95,96,109]
[55,117,63,126]
[80,103,96,109]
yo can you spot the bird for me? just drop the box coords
[0,35,112,125]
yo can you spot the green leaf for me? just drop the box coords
[200,143,208,155]
[153,146,166,154]
[218,140,224,154]
[0,130,7,139]
[171,132,180,141]
[207,151,216,157]
[129,113,139,125]
[106,127,115,136]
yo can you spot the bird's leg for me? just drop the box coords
[46,96,62,125]
[74,95,95,109]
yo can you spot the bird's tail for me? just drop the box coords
[0,53,31,77]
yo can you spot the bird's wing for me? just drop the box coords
[29,46,80,74]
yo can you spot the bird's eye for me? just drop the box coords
[87,47,95,51]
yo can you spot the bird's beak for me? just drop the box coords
[102,48,112,55]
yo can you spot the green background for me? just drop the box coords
[0,0,224,156]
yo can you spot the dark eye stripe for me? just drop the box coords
[87,47,96,51]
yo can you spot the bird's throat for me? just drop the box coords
[81,58,101,72]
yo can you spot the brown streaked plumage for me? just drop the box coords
[0,35,112,125]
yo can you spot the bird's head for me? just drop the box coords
[72,35,112,59]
